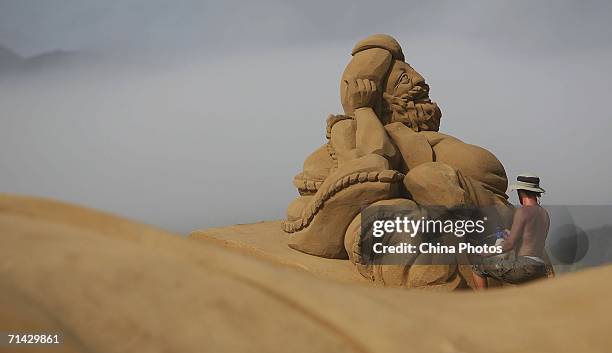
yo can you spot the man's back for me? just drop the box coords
[508,205,550,257]
[472,174,550,288]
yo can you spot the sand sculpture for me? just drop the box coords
[281,34,520,289]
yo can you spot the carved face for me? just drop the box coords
[339,48,441,131]
[383,61,425,97]
[381,61,441,131]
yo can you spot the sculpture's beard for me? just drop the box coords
[382,92,442,132]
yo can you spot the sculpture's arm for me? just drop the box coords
[354,107,395,158]
[341,78,396,161]
[329,119,360,163]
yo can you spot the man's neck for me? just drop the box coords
[522,198,539,206]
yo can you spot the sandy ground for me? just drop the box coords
[1,193,611,353]
[191,221,369,284]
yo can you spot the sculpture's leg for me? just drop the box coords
[344,198,463,290]
[403,162,471,208]
[344,198,422,285]
[403,162,522,288]
[285,196,312,222]
[282,154,403,259]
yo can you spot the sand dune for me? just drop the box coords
[1,193,611,353]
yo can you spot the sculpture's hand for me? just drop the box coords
[345,78,378,111]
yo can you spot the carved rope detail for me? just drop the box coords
[293,173,325,195]
[281,169,405,233]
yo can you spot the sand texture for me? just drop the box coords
[1,193,610,353]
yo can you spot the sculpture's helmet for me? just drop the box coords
[340,34,400,118]
[340,34,442,131]
[351,34,405,61]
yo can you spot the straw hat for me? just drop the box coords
[510,173,545,193]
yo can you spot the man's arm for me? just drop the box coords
[502,208,526,252]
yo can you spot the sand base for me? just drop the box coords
[190,221,368,284]
[1,194,611,353]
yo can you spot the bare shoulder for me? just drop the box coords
[513,206,536,223]
[518,205,549,221]
[514,206,528,217]
[540,206,550,221]
[508,207,526,228]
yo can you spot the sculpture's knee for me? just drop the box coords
[403,162,469,208]
[344,198,461,289]
[303,144,335,181]
[283,153,402,259]
[432,139,508,197]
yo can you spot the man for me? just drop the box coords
[472,173,550,289]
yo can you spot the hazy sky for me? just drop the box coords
[1,0,612,233]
